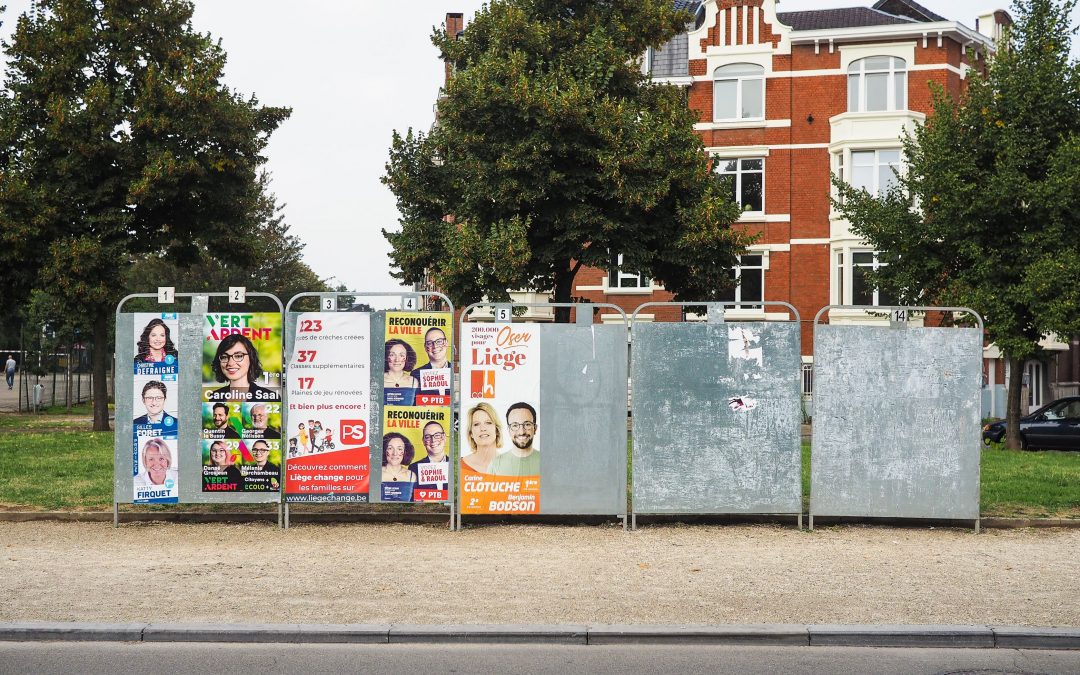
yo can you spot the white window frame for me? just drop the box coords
[608,252,651,290]
[713,63,765,122]
[837,249,892,306]
[850,148,901,197]
[720,254,765,306]
[716,157,765,215]
[847,56,907,113]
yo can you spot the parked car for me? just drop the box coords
[982,396,1080,450]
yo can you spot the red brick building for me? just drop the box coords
[574,0,1007,332]
[436,1,1080,413]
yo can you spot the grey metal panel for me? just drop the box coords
[810,325,982,519]
[368,312,386,503]
[631,322,803,515]
[113,313,135,503]
[537,324,628,515]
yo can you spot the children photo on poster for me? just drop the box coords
[459,322,540,514]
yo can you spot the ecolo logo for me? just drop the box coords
[340,419,367,445]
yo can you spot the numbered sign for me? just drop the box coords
[157,287,175,304]
[495,306,512,322]
[229,287,246,304]
[401,296,419,311]
[891,309,908,323]
[322,296,337,312]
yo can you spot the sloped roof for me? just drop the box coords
[776,7,919,31]
[871,0,946,22]
[775,0,948,31]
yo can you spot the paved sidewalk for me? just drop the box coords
[0,373,93,413]
[3,522,1079,629]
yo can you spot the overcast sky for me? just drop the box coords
[1,1,1077,295]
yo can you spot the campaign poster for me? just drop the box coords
[133,435,180,503]
[132,313,180,503]
[285,312,371,502]
[383,311,452,407]
[380,406,452,503]
[201,439,241,492]
[201,312,282,492]
[459,322,540,514]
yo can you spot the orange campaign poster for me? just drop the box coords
[459,322,541,514]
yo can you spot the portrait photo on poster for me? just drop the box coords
[202,313,282,404]
[133,313,179,376]
[133,435,179,503]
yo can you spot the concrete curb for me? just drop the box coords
[1,623,1077,648]
[809,624,994,648]
[0,511,1078,528]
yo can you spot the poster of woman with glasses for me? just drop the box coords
[201,313,282,492]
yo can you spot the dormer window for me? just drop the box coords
[847,56,907,112]
[713,63,764,121]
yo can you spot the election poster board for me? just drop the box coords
[459,322,541,514]
[132,313,180,503]
[201,312,283,493]
[284,312,372,502]
[379,311,453,503]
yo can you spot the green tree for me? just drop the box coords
[0,0,290,430]
[124,173,328,301]
[833,0,1080,449]
[383,0,748,317]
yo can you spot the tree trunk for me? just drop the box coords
[553,260,574,324]
[1005,355,1024,450]
[92,312,111,432]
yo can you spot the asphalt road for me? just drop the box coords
[1,643,1078,675]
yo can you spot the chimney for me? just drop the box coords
[444,13,464,85]
[975,9,1012,46]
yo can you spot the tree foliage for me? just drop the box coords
[0,0,290,429]
[383,0,748,311]
[833,0,1080,447]
[125,173,329,301]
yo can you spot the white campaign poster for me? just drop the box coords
[458,322,541,514]
[285,312,372,502]
[131,313,180,503]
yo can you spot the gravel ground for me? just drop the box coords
[2,522,1078,626]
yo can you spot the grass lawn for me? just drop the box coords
[2,431,1078,517]
[980,443,1080,518]
[0,404,100,433]
[0,431,113,509]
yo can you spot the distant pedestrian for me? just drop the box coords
[5,354,15,390]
